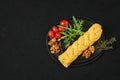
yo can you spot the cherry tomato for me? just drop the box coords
[58,27,64,32]
[52,26,58,33]
[55,33,61,39]
[48,30,54,38]
[60,19,69,27]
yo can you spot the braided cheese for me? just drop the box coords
[58,23,102,68]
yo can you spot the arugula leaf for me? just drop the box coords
[58,16,85,48]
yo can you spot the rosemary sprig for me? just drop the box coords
[96,37,116,50]
[58,16,85,48]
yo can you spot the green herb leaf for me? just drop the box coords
[96,37,116,50]
[58,16,85,48]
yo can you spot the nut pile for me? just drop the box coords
[48,38,60,54]
[82,46,95,59]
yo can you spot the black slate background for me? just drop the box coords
[0,0,120,80]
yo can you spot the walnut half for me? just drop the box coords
[82,46,95,59]
[48,38,60,54]
[50,43,60,54]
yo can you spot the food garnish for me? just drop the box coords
[55,32,61,39]
[59,19,69,27]
[48,38,57,46]
[52,26,58,33]
[48,30,55,39]
[96,37,116,50]
[48,26,63,39]
[58,16,85,48]
[58,27,64,32]
[48,38,60,54]
[82,46,95,59]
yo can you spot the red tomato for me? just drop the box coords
[58,27,64,32]
[60,19,69,26]
[55,33,61,39]
[48,30,54,38]
[52,26,58,33]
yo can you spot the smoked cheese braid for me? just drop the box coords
[58,23,102,68]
